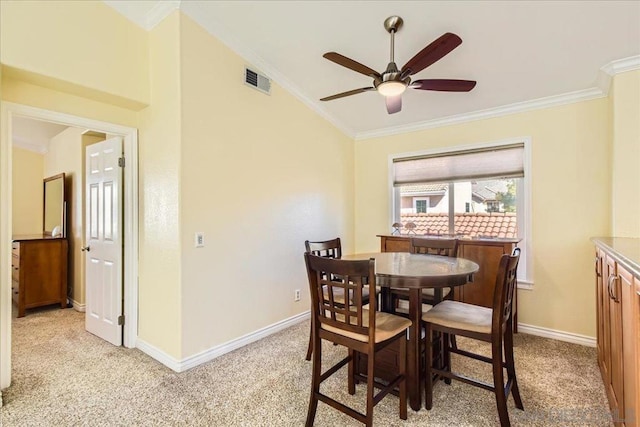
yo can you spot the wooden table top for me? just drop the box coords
[342,252,479,289]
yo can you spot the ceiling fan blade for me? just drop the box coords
[385,95,402,114]
[411,79,477,92]
[401,33,462,77]
[320,87,376,101]
[323,52,381,78]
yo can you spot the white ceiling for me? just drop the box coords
[110,1,639,139]
[12,117,68,153]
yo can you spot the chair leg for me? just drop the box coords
[504,323,523,410]
[399,336,407,420]
[365,350,375,427]
[443,332,452,385]
[425,323,434,410]
[348,349,356,395]
[491,338,511,427]
[450,334,458,350]
[305,322,313,361]
[306,332,322,427]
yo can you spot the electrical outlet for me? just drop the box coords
[195,232,205,248]
[294,289,301,302]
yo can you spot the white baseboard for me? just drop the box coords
[518,323,596,347]
[71,300,86,312]
[136,338,182,372]
[136,311,310,373]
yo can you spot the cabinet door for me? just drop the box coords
[457,242,511,308]
[620,265,638,426]
[636,279,640,427]
[595,249,608,381]
[605,254,624,421]
[381,236,410,253]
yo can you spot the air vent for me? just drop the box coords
[244,68,271,95]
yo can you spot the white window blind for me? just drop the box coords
[393,143,524,186]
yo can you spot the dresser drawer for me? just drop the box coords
[12,242,19,257]
[11,280,19,305]
[11,262,19,282]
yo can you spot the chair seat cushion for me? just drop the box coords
[422,300,492,334]
[322,310,412,343]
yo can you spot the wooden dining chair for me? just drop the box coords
[423,248,523,427]
[304,238,373,361]
[391,237,459,315]
[304,253,411,427]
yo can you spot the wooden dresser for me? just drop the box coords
[378,234,520,328]
[12,235,68,317]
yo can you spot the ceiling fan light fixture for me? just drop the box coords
[377,81,407,97]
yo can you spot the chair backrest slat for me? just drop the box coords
[305,253,376,340]
[410,237,458,257]
[492,247,521,333]
[305,238,342,259]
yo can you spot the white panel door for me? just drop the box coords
[85,137,123,346]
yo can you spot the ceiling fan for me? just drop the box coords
[320,16,476,114]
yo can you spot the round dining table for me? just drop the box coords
[342,252,479,411]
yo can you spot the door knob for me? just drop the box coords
[81,246,91,252]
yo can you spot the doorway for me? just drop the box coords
[0,102,139,389]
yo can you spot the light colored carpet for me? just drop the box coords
[1,307,612,426]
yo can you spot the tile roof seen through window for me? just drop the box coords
[400,183,448,194]
[400,212,518,239]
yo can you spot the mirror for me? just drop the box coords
[43,173,66,237]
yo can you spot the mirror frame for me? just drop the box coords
[43,173,66,238]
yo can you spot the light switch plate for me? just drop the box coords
[195,232,205,248]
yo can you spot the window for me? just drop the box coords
[391,140,531,285]
[486,201,500,213]
[414,198,428,213]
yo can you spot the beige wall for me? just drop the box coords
[11,147,43,235]
[137,12,183,358]
[611,70,640,237]
[1,1,635,365]
[354,99,612,337]
[0,0,149,107]
[178,15,354,358]
[44,127,84,305]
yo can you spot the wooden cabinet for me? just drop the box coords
[12,236,68,317]
[378,235,519,326]
[595,242,639,426]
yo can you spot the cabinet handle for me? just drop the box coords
[612,275,620,303]
[607,274,620,303]
[607,275,615,300]
[81,246,91,252]
[594,257,601,277]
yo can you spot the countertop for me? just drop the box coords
[591,237,640,279]
[378,234,521,243]
[13,234,65,242]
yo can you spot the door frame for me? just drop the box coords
[0,102,139,389]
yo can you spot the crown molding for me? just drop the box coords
[601,55,640,76]
[103,2,639,143]
[179,2,356,139]
[12,136,47,154]
[145,0,180,30]
[355,86,606,141]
